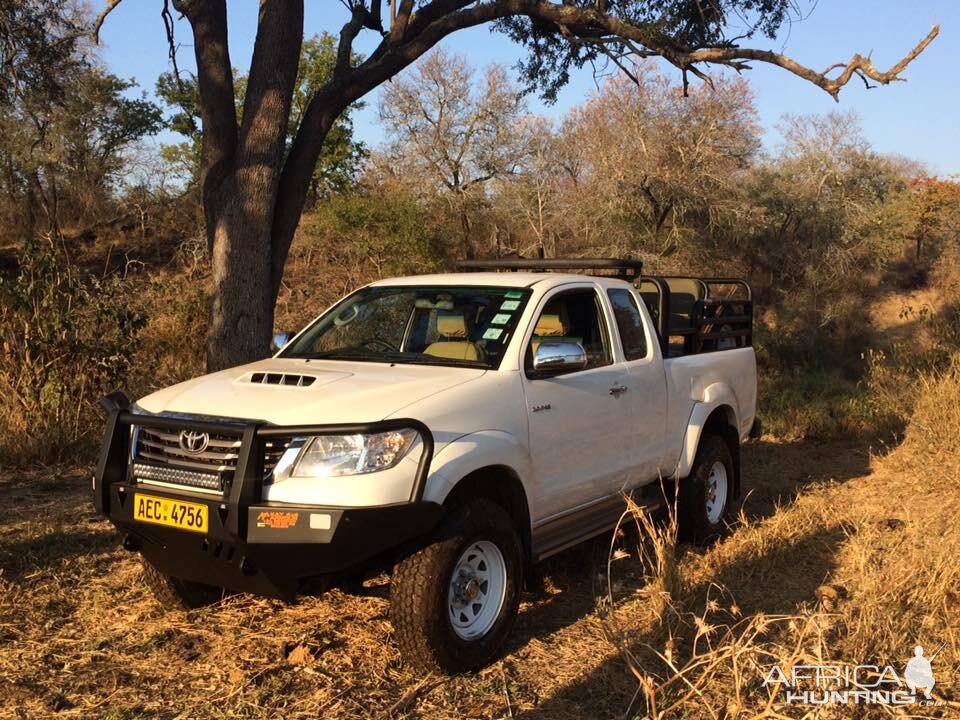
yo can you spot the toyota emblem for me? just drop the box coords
[179,430,210,454]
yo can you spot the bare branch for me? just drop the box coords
[391,0,415,40]
[161,0,183,89]
[337,4,366,76]
[92,0,124,44]
[677,24,940,100]
[272,0,938,305]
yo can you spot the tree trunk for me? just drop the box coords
[205,175,275,372]
[179,0,304,372]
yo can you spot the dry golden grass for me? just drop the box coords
[4,410,957,719]
[2,238,958,717]
[595,361,960,719]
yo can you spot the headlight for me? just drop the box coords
[273,429,419,480]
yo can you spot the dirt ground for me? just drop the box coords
[3,273,957,718]
[0,437,888,720]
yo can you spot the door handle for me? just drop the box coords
[609,384,628,396]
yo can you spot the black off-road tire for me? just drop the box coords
[678,434,735,543]
[390,498,523,673]
[141,558,224,609]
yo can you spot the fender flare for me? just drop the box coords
[422,430,533,508]
[676,383,741,480]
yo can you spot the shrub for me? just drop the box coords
[0,236,146,462]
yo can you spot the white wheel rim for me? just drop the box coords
[705,461,728,524]
[447,540,507,641]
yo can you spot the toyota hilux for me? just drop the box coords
[93,258,758,672]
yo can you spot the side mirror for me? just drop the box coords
[271,331,293,353]
[531,341,588,378]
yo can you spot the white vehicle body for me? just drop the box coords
[132,271,757,560]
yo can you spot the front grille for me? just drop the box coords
[136,427,241,472]
[132,425,293,494]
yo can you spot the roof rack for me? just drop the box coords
[455,257,644,280]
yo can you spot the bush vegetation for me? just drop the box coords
[2,42,959,462]
[1,7,959,717]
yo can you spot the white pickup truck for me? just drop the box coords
[93,258,757,672]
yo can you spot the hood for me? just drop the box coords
[135,357,486,425]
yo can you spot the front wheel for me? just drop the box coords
[141,558,224,609]
[678,434,735,543]
[390,498,523,673]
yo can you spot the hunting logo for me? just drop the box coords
[763,643,944,706]
[904,645,937,700]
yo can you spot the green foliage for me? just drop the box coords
[495,0,794,101]
[155,72,200,140]
[0,0,84,109]
[56,71,164,196]
[0,237,147,460]
[157,33,366,195]
[305,188,443,278]
[0,5,162,237]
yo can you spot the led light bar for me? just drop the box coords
[133,462,222,492]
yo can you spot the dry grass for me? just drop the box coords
[594,361,960,719]
[4,416,958,718]
[2,238,959,717]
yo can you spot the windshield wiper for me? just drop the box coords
[301,348,383,360]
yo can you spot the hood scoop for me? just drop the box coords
[247,372,318,387]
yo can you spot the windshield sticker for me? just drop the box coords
[491,313,511,325]
[500,300,521,311]
[483,328,504,340]
[504,290,523,299]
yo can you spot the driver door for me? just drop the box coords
[522,286,632,521]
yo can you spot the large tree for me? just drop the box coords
[94,0,938,371]
[379,49,530,256]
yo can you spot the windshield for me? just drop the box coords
[281,285,532,369]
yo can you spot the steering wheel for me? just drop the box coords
[361,338,399,353]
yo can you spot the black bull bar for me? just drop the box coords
[93,392,441,599]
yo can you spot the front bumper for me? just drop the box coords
[93,393,441,599]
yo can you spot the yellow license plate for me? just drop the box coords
[133,493,209,534]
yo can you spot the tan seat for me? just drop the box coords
[436,311,468,338]
[423,341,479,360]
[533,313,565,337]
[423,310,479,361]
[531,313,566,353]
[664,278,703,330]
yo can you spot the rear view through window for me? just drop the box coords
[607,288,648,360]
[282,286,531,369]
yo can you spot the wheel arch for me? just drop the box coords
[678,397,741,497]
[442,465,532,558]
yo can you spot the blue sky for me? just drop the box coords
[99,2,959,174]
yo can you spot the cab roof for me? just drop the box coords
[369,271,633,289]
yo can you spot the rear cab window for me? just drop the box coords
[607,288,648,361]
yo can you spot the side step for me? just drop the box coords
[530,483,667,562]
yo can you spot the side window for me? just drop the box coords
[607,288,648,361]
[528,289,612,371]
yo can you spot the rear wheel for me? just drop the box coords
[678,434,735,543]
[141,558,224,609]
[390,498,523,673]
